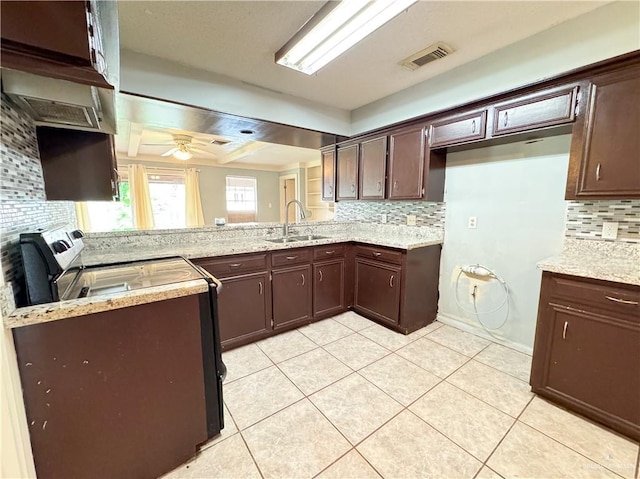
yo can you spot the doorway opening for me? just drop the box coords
[279,174,299,222]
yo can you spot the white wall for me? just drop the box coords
[120,50,352,136]
[351,1,640,134]
[438,135,570,352]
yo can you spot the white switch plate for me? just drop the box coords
[406,215,417,226]
[602,221,619,240]
[381,213,388,224]
[468,216,477,229]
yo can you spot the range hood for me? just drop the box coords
[2,68,117,134]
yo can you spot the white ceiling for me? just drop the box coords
[118,1,610,111]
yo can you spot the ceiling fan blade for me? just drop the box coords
[144,141,178,146]
[161,147,179,157]
[190,147,217,157]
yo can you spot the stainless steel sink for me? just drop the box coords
[264,235,328,244]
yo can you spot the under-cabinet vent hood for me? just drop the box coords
[1,69,116,134]
[400,42,452,70]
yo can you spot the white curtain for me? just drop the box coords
[128,164,155,229]
[185,168,205,227]
[74,202,92,232]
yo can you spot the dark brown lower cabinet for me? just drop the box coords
[216,272,270,350]
[531,272,640,440]
[272,264,312,330]
[354,258,401,325]
[313,260,345,318]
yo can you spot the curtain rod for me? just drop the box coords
[122,165,200,173]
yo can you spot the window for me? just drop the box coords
[226,176,257,223]
[85,181,134,232]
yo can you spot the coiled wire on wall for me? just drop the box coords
[454,264,509,339]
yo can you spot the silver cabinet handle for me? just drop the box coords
[286,256,297,261]
[393,180,399,190]
[325,250,335,255]
[301,273,305,286]
[319,270,323,282]
[329,185,333,194]
[605,295,638,305]
[471,119,476,133]
[562,321,568,340]
[351,184,356,193]
[503,111,509,127]
[258,281,263,295]
[229,263,243,268]
[596,163,601,181]
[377,181,382,191]
[372,252,382,257]
[389,275,394,288]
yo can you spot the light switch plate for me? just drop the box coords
[406,215,417,226]
[602,221,619,240]
[381,213,388,224]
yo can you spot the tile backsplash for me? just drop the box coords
[334,201,445,227]
[565,200,640,243]
[0,95,76,310]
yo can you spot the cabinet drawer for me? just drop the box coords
[492,85,578,136]
[354,245,403,265]
[271,248,312,267]
[313,244,345,261]
[549,275,639,323]
[428,110,487,148]
[195,254,267,277]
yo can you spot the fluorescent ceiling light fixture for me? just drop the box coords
[276,0,417,75]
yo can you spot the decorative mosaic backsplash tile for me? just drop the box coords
[0,95,76,309]
[565,200,640,243]
[334,201,445,227]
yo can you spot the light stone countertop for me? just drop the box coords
[4,230,443,329]
[537,239,640,286]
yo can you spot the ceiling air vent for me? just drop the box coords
[400,42,452,70]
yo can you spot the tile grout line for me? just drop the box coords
[237,429,266,479]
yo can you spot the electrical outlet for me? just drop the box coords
[468,216,477,229]
[406,215,417,226]
[381,213,388,224]
[602,221,619,240]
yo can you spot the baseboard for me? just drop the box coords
[436,312,533,356]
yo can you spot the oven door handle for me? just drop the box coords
[193,264,223,294]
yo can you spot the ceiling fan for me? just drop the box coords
[158,135,219,160]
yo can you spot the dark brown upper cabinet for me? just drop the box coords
[336,144,359,200]
[36,126,119,201]
[320,147,336,201]
[428,110,487,149]
[388,126,426,200]
[491,85,579,136]
[567,64,640,199]
[0,1,118,89]
[359,136,387,200]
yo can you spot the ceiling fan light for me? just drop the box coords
[173,149,192,160]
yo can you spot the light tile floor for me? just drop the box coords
[164,313,640,479]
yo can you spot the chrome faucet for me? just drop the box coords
[283,199,306,237]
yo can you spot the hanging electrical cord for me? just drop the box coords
[454,264,510,340]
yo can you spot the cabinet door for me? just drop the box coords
[537,305,640,434]
[359,136,387,199]
[321,148,336,201]
[354,259,401,325]
[272,265,312,329]
[336,144,358,200]
[216,272,270,350]
[388,127,425,199]
[574,66,640,198]
[491,86,578,136]
[428,110,487,148]
[313,260,345,318]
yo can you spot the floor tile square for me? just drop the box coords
[278,348,353,395]
[426,324,491,356]
[323,333,389,370]
[520,397,639,478]
[316,450,381,479]
[358,410,482,478]
[298,318,355,346]
[474,343,532,382]
[243,399,351,479]
[359,353,441,406]
[409,382,514,461]
[446,360,533,417]
[162,433,260,479]
[310,373,403,445]
[358,323,417,351]
[222,343,273,383]
[487,422,618,478]
[332,311,377,331]
[224,366,303,429]
[256,329,318,363]
[396,337,469,378]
